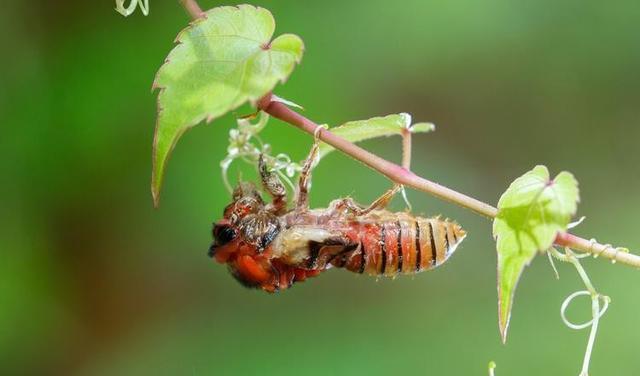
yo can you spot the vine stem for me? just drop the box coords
[257,95,640,269]
[180,0,204,19]
[259,96,498,217]
[179,0,640,269]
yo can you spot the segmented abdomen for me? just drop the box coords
[331,216,466,276]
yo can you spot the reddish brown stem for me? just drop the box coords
[260,96,498,218]
[556,232,640,267]
[180,0,204,19]
[179,0,640,269]
[257,95,640,268]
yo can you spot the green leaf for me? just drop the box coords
[318,113,434,159]
[493,165,579,343]
[152,5,304,205]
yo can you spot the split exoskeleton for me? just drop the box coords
[209,126,466,293]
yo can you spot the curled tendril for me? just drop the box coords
[610,246,629,264]
[560,290,610,330]
[221,112,303,195]
[588,237,611,259]
[586,237,628,264]
[549,246,610,376]
[115,0,149,16]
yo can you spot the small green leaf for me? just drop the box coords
[410,122,436,133]
[493,165,579,343]
[152,5,304,205]
[318,113,434,159]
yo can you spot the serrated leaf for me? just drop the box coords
[152,5,304,205]
[493,165,579,343]
[318,113,434,159]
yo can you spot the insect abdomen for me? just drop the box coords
[333,217,466,276]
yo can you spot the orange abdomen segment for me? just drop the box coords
[334,217,466,276]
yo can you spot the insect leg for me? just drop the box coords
[336,126,413,216]
[258,154,288,214]
[339,185,402,216]
[296,127,322,211]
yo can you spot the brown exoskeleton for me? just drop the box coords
[209,127,466,292]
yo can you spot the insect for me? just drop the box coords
[209,127,466,293]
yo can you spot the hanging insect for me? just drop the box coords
[209,126,466,293]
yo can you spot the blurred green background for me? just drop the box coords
[2,0,639,375]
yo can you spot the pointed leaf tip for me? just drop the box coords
[318,113,434,159]
[493,165,580,342]
[151,5,304,204]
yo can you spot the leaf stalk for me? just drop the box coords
[179,0,204,19]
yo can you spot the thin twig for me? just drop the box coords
[179,0,640,269]
[180,0,204,19]
[555,232,640,268]
[257,96,498,217]
[256,95,640,269]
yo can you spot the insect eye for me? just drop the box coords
[215,226,237,246]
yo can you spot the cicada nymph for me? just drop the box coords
[209,127,466,292]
